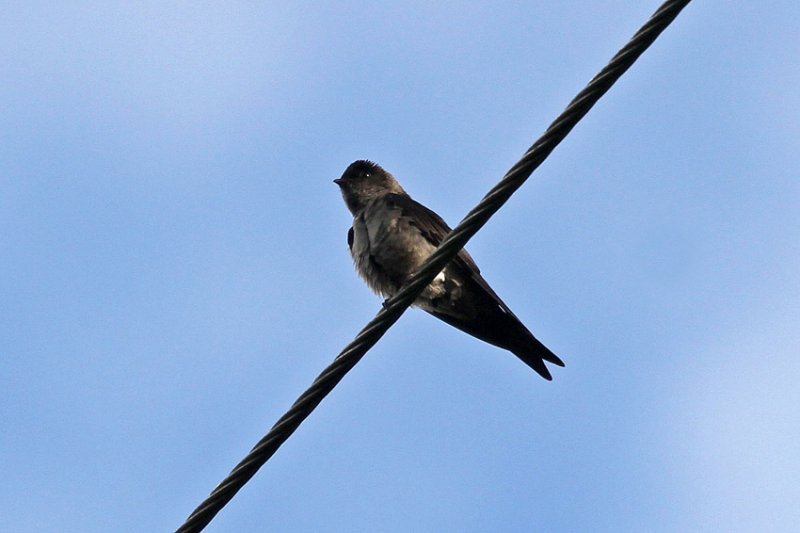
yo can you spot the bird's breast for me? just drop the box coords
[350,200,448,302]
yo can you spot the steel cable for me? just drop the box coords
[176,1,692,530]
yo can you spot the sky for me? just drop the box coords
[2,2,799,532]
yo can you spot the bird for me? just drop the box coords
[334,160,564,380]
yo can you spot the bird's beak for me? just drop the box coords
[333,178,343,185]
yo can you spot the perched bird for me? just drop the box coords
[334,160,564,380]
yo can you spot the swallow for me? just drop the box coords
[334,160,564,380]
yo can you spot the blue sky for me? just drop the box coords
[2,2,799,532]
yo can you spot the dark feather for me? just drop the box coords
[384,193,564,379]
[384,193,480,273]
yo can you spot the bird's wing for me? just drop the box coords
[384,193,518,315]
[385,194,564,376]
[384,193,479,271]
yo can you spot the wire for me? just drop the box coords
[175,1,692,531]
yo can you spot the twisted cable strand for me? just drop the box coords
[176,1,691,530]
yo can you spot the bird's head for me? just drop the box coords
[334,160,405,214]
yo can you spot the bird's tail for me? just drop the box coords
[509,330,564,381]
[427,306,564,380]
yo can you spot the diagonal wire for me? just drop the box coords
[176,1,692,531]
